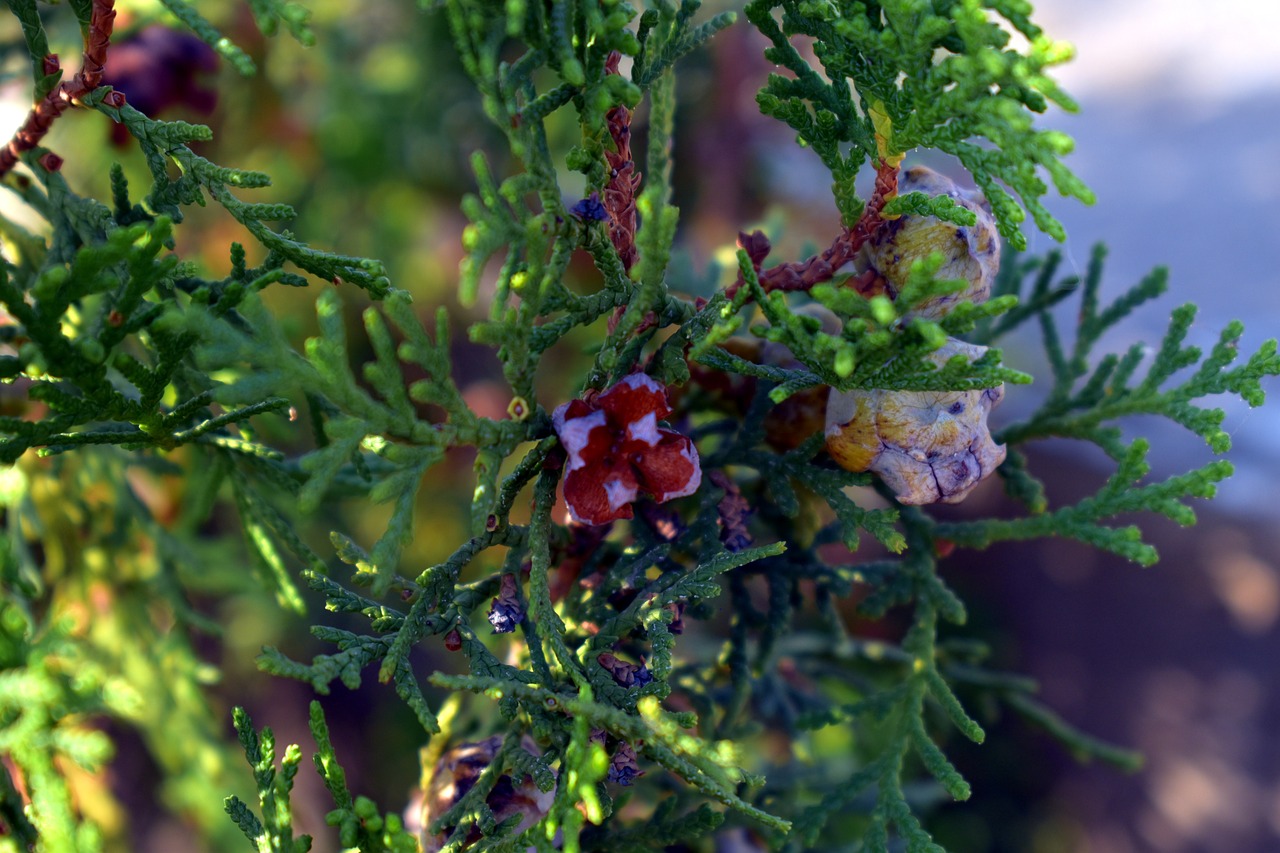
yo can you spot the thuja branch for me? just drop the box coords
[0,0,118,177]
[729,159,900,298]
[745,0,1092,249]
[430,674,793,834]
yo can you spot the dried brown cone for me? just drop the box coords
[607,741,643,786]
[597,652,653,687]
[710,471,753,553]
[414,736,555,853]
[487,573,523,634]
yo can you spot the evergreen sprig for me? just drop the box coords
[0,445,255,849]
[746,0,1091,245]
[0,213,290,461]
[695,249,1029,398]
[990,245,1278,459]
[0,615,120,853]
[940,245,1278,562]
[225,702,418,852]
[1,1,1277,851]
[95,96,392,296]
[0,2,407,846]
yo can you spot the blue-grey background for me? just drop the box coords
[946,3,1280,849]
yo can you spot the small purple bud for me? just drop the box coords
[609,765,639,786]
[597,652,652,688]
[488,573,523,634]
[607,742,642,787]
[570,192,609,222]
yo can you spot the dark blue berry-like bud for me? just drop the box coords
[570,192,609,222]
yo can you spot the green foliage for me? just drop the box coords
[695,250,1030,399]
[225,702,418,852]
[0,1,1275,852]
[154,0,258,75]
[0,446,255,850]
[746,0,1091,243]
[0,609,119,853]
[0,213,291,464]
[937,246,1280,563]
[985,246,1278,458]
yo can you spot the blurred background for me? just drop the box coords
[2,1,1278,850]
[938,2,1280,851]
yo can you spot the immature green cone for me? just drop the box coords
[867,165,1000,318]
[825,338,1006,505]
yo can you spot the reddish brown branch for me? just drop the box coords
[0,0,118,178]
[729,159,900,299]
[603,51,656,336]
[602,51,640,273]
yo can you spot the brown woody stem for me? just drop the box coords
[602,51,640,273]
[604,50,648,336]
[729,159,900,299]
[0,0,117,178]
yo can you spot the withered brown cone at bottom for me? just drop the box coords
[408,736,554,852]
[825,338,1006,505]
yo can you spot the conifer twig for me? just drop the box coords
[0,0,118,178]
[729,158,899,298]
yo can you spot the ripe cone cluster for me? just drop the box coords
[827,167,1006,504]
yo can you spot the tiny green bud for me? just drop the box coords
[913,318,947,349]
[1208,431,1231,453]
[566,145,595,173]
[149,309,184,338]
[671,710,698,728]
[562,57,585,86]
[354,795,377,819]
[834,347,855,378]
[32,267,68,301]
[76,338,106,365]
[604,74,642,108]
[603,9,631,31]
[461,224,480,252]
[124,222,150,246]
[614,31,641,56]
[18,343,44,376]
[870,294,896,325]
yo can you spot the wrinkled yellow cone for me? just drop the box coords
[825,339,1006,505]
[867,166,1000,319]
